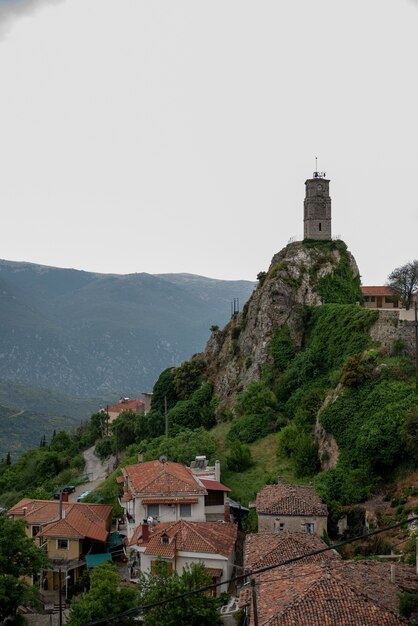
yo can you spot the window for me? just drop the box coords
[180,503,191,517]
[57,539,68,550]
[147,504,159,519]
[318,222,322,232]
[305,523,315,534]
[205,491,224,506]
[32,525,40,537]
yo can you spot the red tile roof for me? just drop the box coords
[8,499,112,543]
[123,460,206,497]
[256,484,328,517]
[244,532,340,571]
[361,286,398,297]
[108,399,145,413]
[199,478,231,492]
[131,519,237,558]
[241,560,416,626]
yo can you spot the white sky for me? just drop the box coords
[0,0,417,283]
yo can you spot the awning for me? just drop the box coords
[200,479,231,492]
[205,567,223,578]
[85,553,112,568]
[106,532,124,550]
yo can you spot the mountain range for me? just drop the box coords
[0,260,255,456]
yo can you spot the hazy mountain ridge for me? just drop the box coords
[0,260,255,398]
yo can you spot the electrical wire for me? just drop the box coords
[81,515,418,626]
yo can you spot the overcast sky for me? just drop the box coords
[0,0,417,283]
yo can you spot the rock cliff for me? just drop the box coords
[201,239,361,410]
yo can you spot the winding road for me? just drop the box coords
[69,445,116,502]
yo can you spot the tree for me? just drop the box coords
[138,561,222,626]
[67,562,139,626]
[111,410,139,453]
[387,260,418,309]
[0,516,49,622]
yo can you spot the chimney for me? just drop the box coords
[224,503,231,523]
[138,450,143,464]
[22,506,27,516]
[215,460,221,482]
[62,492,69,503]
[142,520,149,543]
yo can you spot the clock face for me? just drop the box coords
[317,184,323,191]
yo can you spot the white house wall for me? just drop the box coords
[139,551,232,594]
[134,497,206,525]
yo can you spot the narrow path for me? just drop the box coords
[70,445,116,501]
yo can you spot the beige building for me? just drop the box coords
[362,286,400,309]
[7,498,113,603]
[254,484,328,536]
[107,397,145,423]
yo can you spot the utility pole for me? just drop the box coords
[58,567,63,626]
[164,396,168,437]
[251,578,259,626]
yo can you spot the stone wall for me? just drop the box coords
[369,310,416,356]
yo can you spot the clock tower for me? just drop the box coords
[303,171,332,240]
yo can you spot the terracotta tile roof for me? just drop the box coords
[361,286,398,297]
[108,399,145,413]
[123,460,206,497]
[269,575,407,625]
[244,532,340,571]
[8,499,112,543]
[242,560,416,626]
[199,478,231,492]
[256,484,328,517]
[131,519,237,558]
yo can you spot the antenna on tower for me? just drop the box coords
[313,156,326,179]
[231,298,240,319]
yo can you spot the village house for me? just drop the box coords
[362,286,400,309]
[239,559,417,625]
[128,518,237,595]
[7,498,113,603]
[118,456,231,540]
[107,397,145,423]
[254,483,328,535]
[243,530,340,572]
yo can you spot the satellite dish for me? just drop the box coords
[159,455,168,464]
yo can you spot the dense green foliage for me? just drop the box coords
[227,382,280,444]
[126,427,219,466]
[315,370,417,504]
[0,516,49,621]
[67,562,138,626]
[138,561,222,626]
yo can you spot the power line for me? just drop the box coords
[81,515,418,625]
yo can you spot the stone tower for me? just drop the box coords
[303,172,331,240]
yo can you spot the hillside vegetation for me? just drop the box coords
[2,240,417,545]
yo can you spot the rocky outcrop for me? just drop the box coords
[201,240,361,411]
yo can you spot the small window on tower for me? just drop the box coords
[319,222,322,231]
